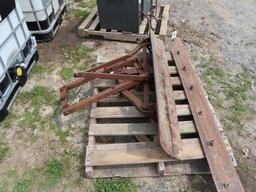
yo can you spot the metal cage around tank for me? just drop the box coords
[0,0,38,118]
[18,0,67,41]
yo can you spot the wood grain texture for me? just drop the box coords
[86,138,204,166]
[170,37,244,192]
[151,33,182,158]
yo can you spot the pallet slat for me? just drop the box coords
[159,5,170,36]
[91,159,209,178]
[78,8,97,36]
[91,105,191,119]
[89,16,99,30]
[89,121,196,136]
[89,123,157,136]
[86,138,204,166]
[78,5,169,42]
[139,17,148,34]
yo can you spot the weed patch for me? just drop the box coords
[198,59,255,132]
[0,142,9,161]
[55,129,70,143]
[78,0,96,9]
[64,43,95,65]
[12,156,68,191]
[44,159,65,186]
[1,112,16,128]
[0,181,7,192]
[12,172,32,192]
[17,86,56,129]
[32,65,53,75]
[60,67,73,81]
[95,178,137,192]
[66,0,96,19]
[67,9,90,18]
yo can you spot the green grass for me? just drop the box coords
[66,0,95,18]
[179,187,196,192]
[44,159,65,186]
[60,67,74,81]
[0,142,9,161]
[65,43,95,65]
[55,129,70,143]
[12,172,33,192]
[17,86,56,130]
[95,178,137,192]
[18,86,55,106]
[192,55,199,62]
[0,181,7,192]
[199,61,255,132]
[32,65,53,75]
[78,0,96,9]
[12,157,67,192]
[1,112,16,129]
[67,9,90,18]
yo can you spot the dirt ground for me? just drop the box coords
[0,0,255,191]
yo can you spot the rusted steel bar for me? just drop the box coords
[63,81,137,115]
[74,72,147,81]
[59,42,156,118]
[151,33,182,159]
[169,37,244,192]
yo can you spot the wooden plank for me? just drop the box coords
[89,123,157,136]
[89,16,99,30]
[91,159,209,178]
[139,17,148,34]
[86,138,204,166]
[159,5,170,36]
[170,37,244,192]
[169,66,178,75]
[151,33,182,158]
[91,105,191,119]
[91,106,144,118]
[78,8,97,36]
[89,121,196,136]
[158,162,165,176]
[83,30,148,42]
[179,121,197,134]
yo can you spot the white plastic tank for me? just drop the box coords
[0,0,37,118]
[17,0,66,41]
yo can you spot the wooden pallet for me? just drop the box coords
[84,52,234,178]
[78,5,170,42]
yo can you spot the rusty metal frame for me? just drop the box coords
[59,41,155,117]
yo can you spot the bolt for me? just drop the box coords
[207,140,214,146]
[177,51,180,55]
[182,66,186,70]
[198,111,203,115]
[189,85,193,90]
[223,183,229,189]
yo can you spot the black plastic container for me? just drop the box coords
[0,0,16,21]
[97,0,152,33]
